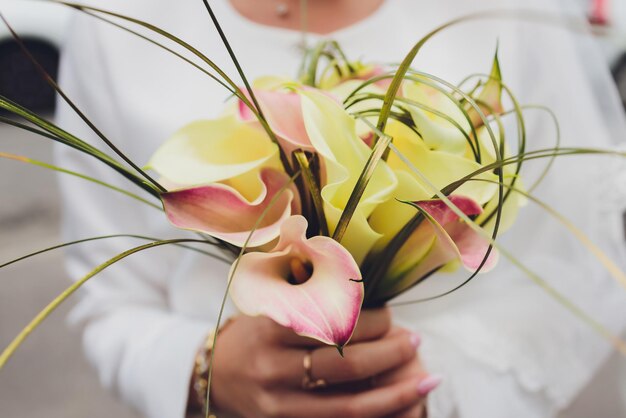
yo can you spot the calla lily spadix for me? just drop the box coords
[230,215,364,347]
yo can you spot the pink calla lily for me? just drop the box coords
[161,168,300,248]
[377,196,498,300]
[238,87,315,155]
[230,215,364,348]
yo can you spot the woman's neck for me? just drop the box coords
[228,0,386,35]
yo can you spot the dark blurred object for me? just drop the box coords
[613,54,626,111]
[0,39,59,113]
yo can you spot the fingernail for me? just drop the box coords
[410,333,421,349]
[417,375,442,396]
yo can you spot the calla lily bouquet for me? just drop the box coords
[2,2,626,409]
[147,50,515,348]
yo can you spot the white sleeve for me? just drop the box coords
[54,15,215,418]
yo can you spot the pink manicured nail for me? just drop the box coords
[410,333,421,349]
[417,375,442,396]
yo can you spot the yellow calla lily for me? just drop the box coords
[370,120,498,260]
[299,88,398,263]
[403,80,472,155]
[386,120,498,204]
[148,113,300,248]
[148,114,281,201]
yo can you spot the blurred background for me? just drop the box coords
[0,1,139,417]
[0,0,625,417]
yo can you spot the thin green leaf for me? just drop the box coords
[0,12,166,193]
[0,152,161,210]
[0,234,231,270]
[0,238,219,369]
[206,168,303,417]
[57,1,292,176]
[332,131,393,243]
[0,100,158,197]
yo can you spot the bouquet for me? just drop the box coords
[1,2,626,415]
[146,47,513,349]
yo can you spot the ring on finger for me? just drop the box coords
[302,350,328,390]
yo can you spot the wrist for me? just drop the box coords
[187,317,237,415]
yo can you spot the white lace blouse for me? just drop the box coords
[54,0,626,417]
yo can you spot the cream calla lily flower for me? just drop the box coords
[148,114,300,247]
[299,88,398,263]
[384,119,497,199]
[148,114,282,201]
[403,80,472,155]
[370,119,498,264]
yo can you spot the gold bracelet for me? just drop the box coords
[192,317,237,416]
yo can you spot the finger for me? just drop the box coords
[387,325,410,337]
[275,331,419,387]
[313,331,420,384]
[373,355,426,388]
[351,307,393,342]
[388,400,427,418]
[272,307,393,346]
[265,377,425,418]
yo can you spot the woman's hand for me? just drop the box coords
[208,309,436,418]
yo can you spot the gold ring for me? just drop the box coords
[302,350,328,390]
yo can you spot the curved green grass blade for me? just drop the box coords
[0,100,159,197]
[0,12,166,193]
[0,238,219,369]
[332,131,393,243]
[79,9,236,96]
[205,167,304,417]
[0,152,161,210]
[0,234,230,270]
[56,1,292,176]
